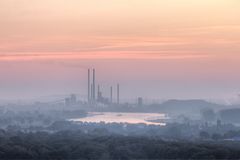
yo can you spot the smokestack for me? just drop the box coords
[110,86,113,104]
[117,84,120,104]
[97,85,100,94]
[97,84,100,101]
[88,69,90,103]
[91,84,93,101]
[92,69,96,101]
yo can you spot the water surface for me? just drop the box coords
[70,112,167,126]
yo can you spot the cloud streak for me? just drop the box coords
[0,52,211,61]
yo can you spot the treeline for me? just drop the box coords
[220,108,240,123]
[0,109,87,129]
[200,130,240,140]
[0,130,240,159]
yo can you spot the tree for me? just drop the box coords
[199,131,210,139]
[201,109,216,122]
[212,133,222,141]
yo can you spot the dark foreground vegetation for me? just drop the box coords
[0,130,240,159]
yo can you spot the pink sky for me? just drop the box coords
[0,0,240,101]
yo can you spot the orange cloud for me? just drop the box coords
[0,52,211,61]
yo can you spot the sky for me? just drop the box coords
[0,0,240,102]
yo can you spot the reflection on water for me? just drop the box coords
[70,112,167,126]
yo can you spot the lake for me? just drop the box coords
[69,112,168,126]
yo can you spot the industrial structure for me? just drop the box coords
[110,86,113,104]
[65,94,77,106]
[117,84,120,104]
[55,68,147,108]
[137,97,143,106]
[87,68,120,105]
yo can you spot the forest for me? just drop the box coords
[1,129,240,159]
[1,104,240,159]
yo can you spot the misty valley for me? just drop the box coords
[1,99,240,159]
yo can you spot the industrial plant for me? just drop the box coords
[63,68,124,108]
[87,68,120,105]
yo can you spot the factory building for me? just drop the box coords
[137,97,143,106]
[65,94,77,106]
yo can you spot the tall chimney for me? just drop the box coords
[117,84,120,104]
[92,69,96,101]
[110,86,113,104]
[91,83,94,101]
[97,84,100,101]
[88,69,90,103]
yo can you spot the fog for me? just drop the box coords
[2,92,240,158]
[1,58,240,159]
[1,57,240,103]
